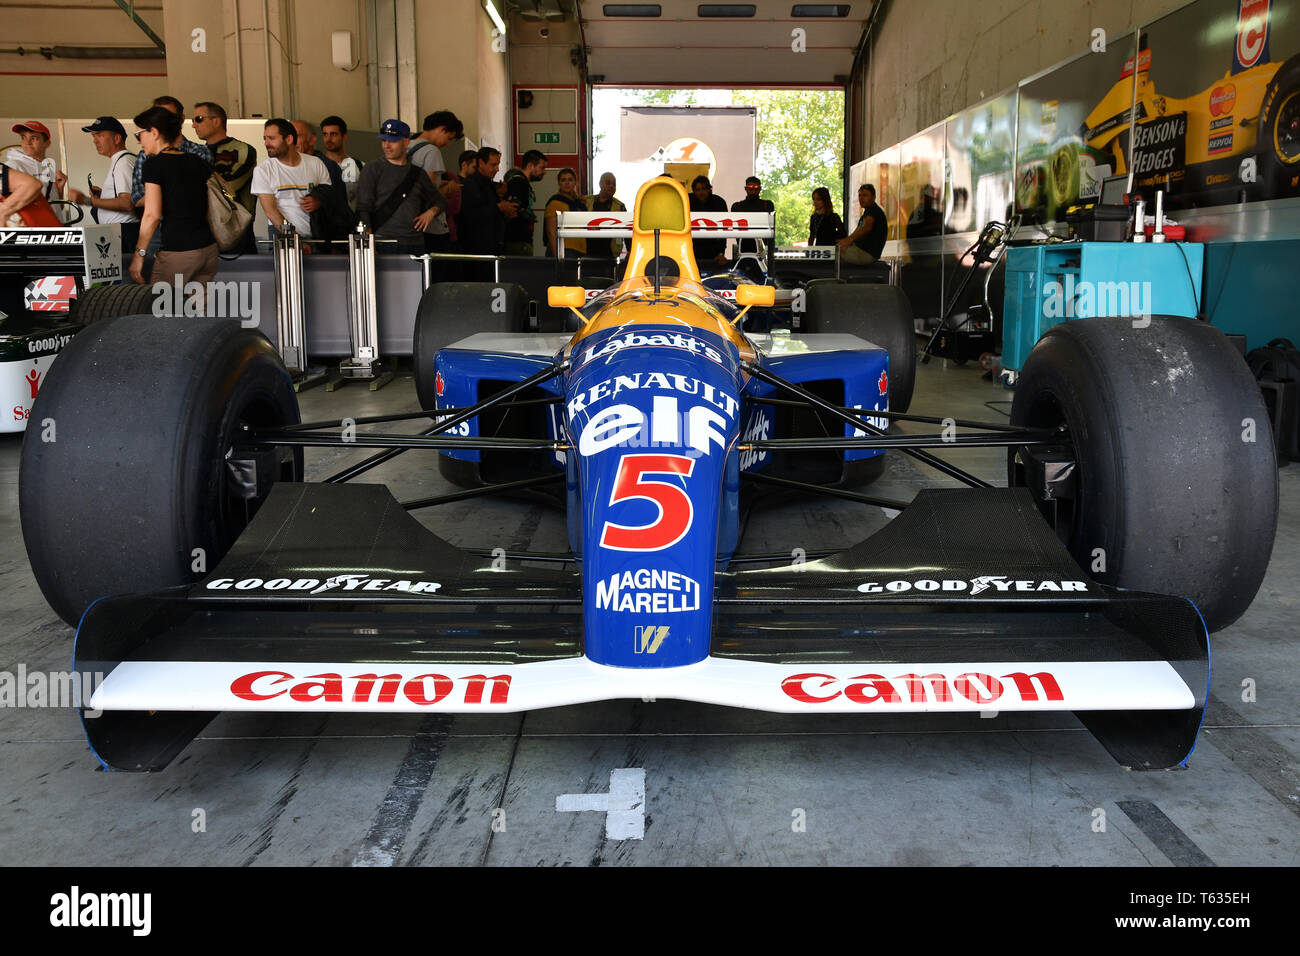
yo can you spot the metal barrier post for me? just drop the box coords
[272,227,329,391]
[336,225,394,391]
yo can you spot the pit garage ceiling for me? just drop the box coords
[573,2,877,86]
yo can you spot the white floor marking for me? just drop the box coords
[556,768,646,840]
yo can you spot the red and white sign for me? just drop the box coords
[87,657,1196,715]
[1235,0,1270,71]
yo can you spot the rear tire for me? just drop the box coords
[1259,54,1300,198]
[1010,315,1277,632]
[413,282,530,413]
[70,283,155,325]
[801,281,916,412]
[20,316,301,626]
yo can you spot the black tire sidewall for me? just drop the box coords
[1258,54,1300,197]
[71,283,156,325]
[414,282,530,412]
[1011,316,1277,631]
[803,282,916,413]
[19,316,300,625]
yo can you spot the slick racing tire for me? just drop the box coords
[413,282,530,413]
[801,280,916,413]
[1259,54,1300,199]
[20,316,302,627]
[1009,315,1277,633]
[69,283,155,326]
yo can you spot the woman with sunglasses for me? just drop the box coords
[128,105,217,290]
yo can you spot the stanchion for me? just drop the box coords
[272,226,329,392]
[335,225,394,391]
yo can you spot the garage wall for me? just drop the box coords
[412,0,510,157]
[0,1,168,117]
[862,0,1190,156]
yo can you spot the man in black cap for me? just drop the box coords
[355,119,447,255]
[66,117,140,250]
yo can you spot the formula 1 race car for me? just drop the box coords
[20,177,1277,772]
[1082,38,1300,203]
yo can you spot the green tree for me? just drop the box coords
[600,87,842,245]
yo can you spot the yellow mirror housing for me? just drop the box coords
[548,286,587,309]
[735,284,775,308]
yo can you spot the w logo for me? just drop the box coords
[633,625,669,654]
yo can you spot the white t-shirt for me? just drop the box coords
[3,148,56,194]
[251,153,331,236]
[97,149,139,225]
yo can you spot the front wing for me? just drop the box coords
[75,483,1208,772]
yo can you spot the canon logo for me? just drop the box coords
[781,671,1065,705]
[231,671,511,705]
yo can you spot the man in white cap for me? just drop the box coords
[66,116,140,250]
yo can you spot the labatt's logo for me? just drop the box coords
[857,575,1089,594]
[1233,0,1270,73]
[577,330,724,369]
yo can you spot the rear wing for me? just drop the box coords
[556,211,777,259]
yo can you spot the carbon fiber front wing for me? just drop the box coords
[74,483,1208,771]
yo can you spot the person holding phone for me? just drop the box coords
[66,116,139,250]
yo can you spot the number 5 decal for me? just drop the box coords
[600,453,695,551]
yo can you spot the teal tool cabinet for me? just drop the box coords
[1002,242,1204,372]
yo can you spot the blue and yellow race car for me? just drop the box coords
[19,177,1276,772]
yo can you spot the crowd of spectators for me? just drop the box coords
[1,97,891,289]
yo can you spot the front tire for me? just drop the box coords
[20,316,301,626]
[1010,315,1277,632]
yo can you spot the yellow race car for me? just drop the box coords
[1083,43,1300,201]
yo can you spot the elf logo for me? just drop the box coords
[634,624,670,654]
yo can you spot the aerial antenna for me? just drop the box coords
[653,228,661,296]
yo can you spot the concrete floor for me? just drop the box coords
[1,355,1296,867]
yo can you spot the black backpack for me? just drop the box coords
[307,182,358,245]
[1246,337,1300,461]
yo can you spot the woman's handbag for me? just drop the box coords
[206,173,252,251]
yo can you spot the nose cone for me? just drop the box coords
[566,321,743,668]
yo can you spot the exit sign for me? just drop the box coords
[534,132,561,144]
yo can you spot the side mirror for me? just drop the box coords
[548,286,587,309]
[735,284,775,307]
